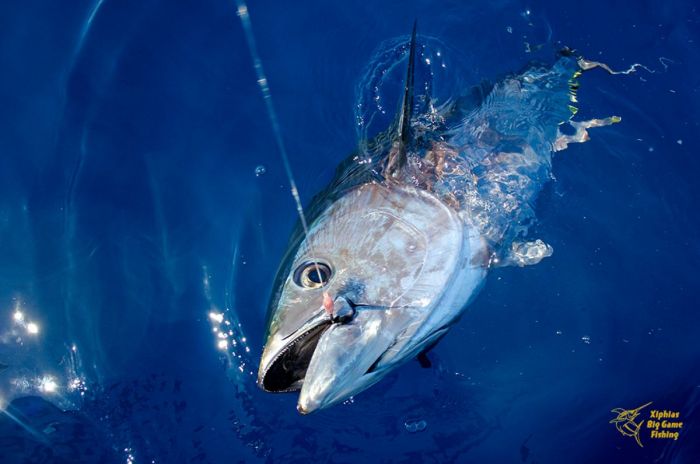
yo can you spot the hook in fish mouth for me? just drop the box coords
[258,320,332,392]
[259,296,381,393]
[259,293,405,397]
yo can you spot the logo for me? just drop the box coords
[610,402,684,447]
[610,402,652,447]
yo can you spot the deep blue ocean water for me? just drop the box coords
[1,1,699,463]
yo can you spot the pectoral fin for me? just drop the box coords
[417,352,432,368]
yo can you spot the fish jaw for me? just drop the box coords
[297,310,398,414]
[257,311,330,393]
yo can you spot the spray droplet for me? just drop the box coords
[255,165,266,177]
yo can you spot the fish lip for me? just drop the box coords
[258,318,332,393]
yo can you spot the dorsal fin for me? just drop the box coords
[383,21,417,178]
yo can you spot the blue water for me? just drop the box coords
[1,1,699,463]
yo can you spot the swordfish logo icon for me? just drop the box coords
[610,402,652,447]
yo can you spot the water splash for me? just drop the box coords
[413,58,562,252]
[352,38,624,265]
[354,34,466,158]
[397,55,619,263]
[507,240,554,267]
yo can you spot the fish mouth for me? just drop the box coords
[259,320,332,392]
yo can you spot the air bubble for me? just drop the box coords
[404,419,427,433]
[255,165,266,177]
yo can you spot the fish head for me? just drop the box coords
[258,182,486,413]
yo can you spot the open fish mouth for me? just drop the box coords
[259,320,332,392]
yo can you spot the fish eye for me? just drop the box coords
[294,261,332,289]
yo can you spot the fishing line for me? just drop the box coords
[234,2,323,280]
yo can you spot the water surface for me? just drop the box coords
[1,1,699,462]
